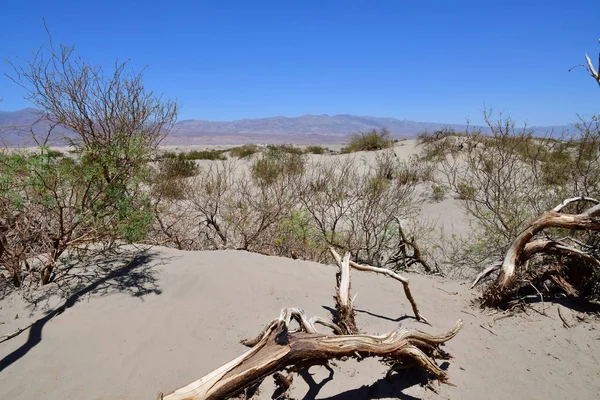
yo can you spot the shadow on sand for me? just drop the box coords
[312,306,441,400]
[321,305,417,325]
[297,362,446,400]
[0,250,168,373]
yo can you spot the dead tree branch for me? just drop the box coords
[159,250,462,399]
[390,216,434,273]
[481,198,600,307]
[328,249,358,334]
[344,255,429,324]
[160,307,463,400]
[499,201,600,288]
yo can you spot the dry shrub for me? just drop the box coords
[342,128,393,153]
[229,144,259,158]
[1,32,176,292]
[149,149,433,271]
[421,110,600,278]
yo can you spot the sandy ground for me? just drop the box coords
[2,141,599,399]
[1,247,599,400]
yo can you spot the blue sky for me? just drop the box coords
[0,0,598,125]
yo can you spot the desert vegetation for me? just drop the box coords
[417,107,600,306]
[341,127,394,153]
[148,146,435,272]
[3,34,599,309]
[1,34,177,290]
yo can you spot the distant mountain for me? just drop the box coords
[0,108,75,145]
[172,114,575,138]
[0,108,575,146]
[173,114,475,137]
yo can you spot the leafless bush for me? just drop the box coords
[421,109,600,278]
[149,149,434,272]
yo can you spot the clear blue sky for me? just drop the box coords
[0,0,598,125]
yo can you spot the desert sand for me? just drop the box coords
[1,247,599,400]
[1,141,599,400]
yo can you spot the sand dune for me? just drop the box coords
[1,247,598,400]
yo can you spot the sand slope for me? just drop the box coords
[1,247,599,400]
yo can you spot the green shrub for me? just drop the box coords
[456,183,476,200]
[46,148,64,158]
[431,184,445,202]
[150,157,198,200]
[161,156,199,179]
[158,149,226,161]
[186,149,227,161]
[417,128,458,146]
[342,128,393,153]
[304,145,328,154]
[266,144,303,155]
[229,144,259,158]
[416,128,469,161]
[158,151,178,159]
[251,146,306,185]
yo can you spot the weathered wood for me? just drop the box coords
[470,263,501,289]
[160,249,463,399]
[329,248,429,324]
[329,249,358,334]
[160,308,463,400]
[499,201,600,288]
[522,240,600,268]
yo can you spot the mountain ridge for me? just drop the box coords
[0,108,575,145]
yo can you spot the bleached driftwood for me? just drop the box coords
[160,307,463,400]
[329,248,429,324]
[328,249,358,334]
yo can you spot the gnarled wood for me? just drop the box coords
[479,198,600,307]
[391,216,434,273]
[499,201,600,288]
[329,249,357,334]
[160,308,463,400]
[330,248,429,324]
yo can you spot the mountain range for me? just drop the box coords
[0,108,574,146]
